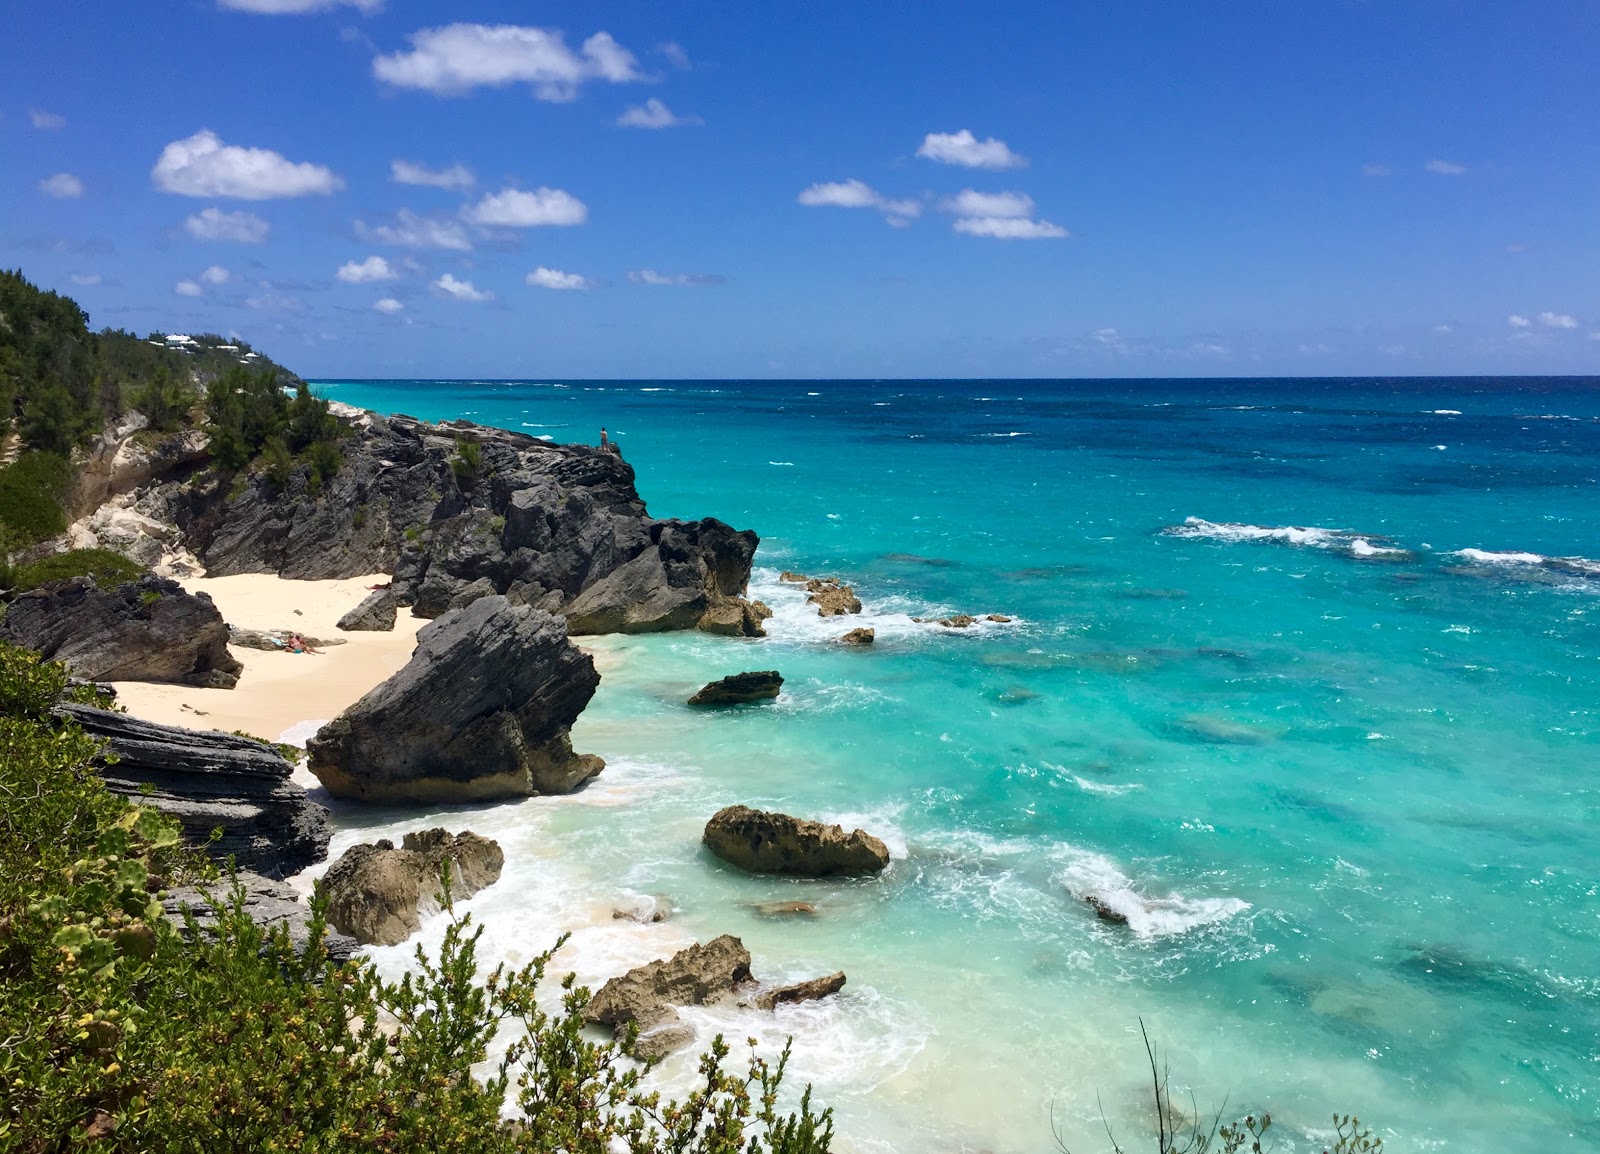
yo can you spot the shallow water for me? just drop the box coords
[300,377,1600,1152]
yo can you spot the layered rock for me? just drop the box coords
[584,935,845,1060]
[60,703,329,878]
[3,574,242,688]
[805,578,862,617]
[703,805,890,877]
[162,871,357,965]
[306,597,603,803]
[321,829,504,947]
[688,671,783,706]
[337,586,397,631]
[155,410,763,637]
[70,414,210,520]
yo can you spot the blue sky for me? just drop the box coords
[4,1,1597,379]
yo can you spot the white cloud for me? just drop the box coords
[527,266,594,290]
[38,173,84,199]
[174,280,202,297]
[199,264,231,285]
[337,255,397,283]
[245,291,301,312]
[391,159,475,190]
[797,179,921,225]
[153,130,343,199]
[1508,314,1531,328]
[356,208,472,250]
[373,297,404,314]
[373,24,641,100]
[657,41,691,70]
[185,206,270,243]
[1361,163,1391,177]
[916,129,1026,170]
[627,269,724,287]
[69,273,102,286]
[1433,324,1453,334]
[617,98,702,128]
[1539,311,1578,329]
[1425,159,1467,175]
[29,108,65,130]
[434,274,493,301]
[219,0,382,11]
[944,189,1067,239]
[461,187,586,227]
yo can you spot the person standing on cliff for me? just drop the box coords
[600,427,608,447]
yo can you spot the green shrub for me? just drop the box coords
[261,435,294,491]
[0,450,72,547]
[9,547,146,592]
[128,365,193,433]
[451,439,482,480]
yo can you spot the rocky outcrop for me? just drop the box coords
[939,615,977,629]
[688,671,783,706]
[67,498,202,578]
[59,703,330,878]
[584,935,844,1059]
[70,414,210,520]
[306,597,603,803]
[3,575,242,688]
[1084,896,1129,926]
[320,829,504,947]
[162,871,357,964]
[228,628,344,651]
[154,410,763,638]
[337,586,397,631]
[805,578,861,617]
[703,806,890,877]
[839,627,875,646]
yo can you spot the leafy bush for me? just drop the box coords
[0,449,72,547]
[127,364,193,433]
[0,641,836,1153]
[451,439,482,480]
[9,547,147,592]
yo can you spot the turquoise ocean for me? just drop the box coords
[298,377,1599,1153]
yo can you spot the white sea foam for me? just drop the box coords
[1053,847,1250,940]
[1165,518,1409,559]
[1429,409,1462,415]
[1453,548,1600,580]
[1070,775,1144,797]
[769,460,795,466]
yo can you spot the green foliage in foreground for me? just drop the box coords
[0,640,833,1153]
[0,448,72,549]
[8,546,147,592]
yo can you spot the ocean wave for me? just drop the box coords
[1069,775,1144,797]
[1053,847,1250,940]
[1428,409,1462,415]
[1453,548,1600,580]
[1164,517,1409,559]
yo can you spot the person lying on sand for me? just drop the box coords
[286,633,321,655]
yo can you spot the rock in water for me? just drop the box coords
[938,615,977,628]
[337,586,398,631]
[688,670,783,706]
[804,577,862,617]
[755,971,847,1011]
[307,597,603,803]
[839,627,875,646]
[703,805,891,877]
[320,829,504,947]
[59,703,330,878]
[1,574,242,688]
[162,871,358,964]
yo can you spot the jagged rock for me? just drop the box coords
[337,587,398,631]
[2,574,242,688]
[751,900,817,917]
[688,671,783,706]
[1084,896,1129,925]
[703,806,890,877]
[778,571,808,583]
[321,829,504,947]
[985,614,1013,623]
[228,627,344,651]
[71,416,210,520]
[162,871,358,964]
[154,411,759,638]
[755,971,846,1011]
[939,615,977,628]
[307,597,603,803]
[696,599,772,638]
[59,703,329,878]
[805,578,862,617]
[839,627,875,645]
[585,935,845,1058]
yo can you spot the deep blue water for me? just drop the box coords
[309,377,1600,1153]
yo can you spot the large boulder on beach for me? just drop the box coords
[307,597,603,803]
[688,671,783,706]
[321,829,504,947]
[1,574,242,688]
[703,805,891,877]
[337,586,397,631]
[59,703,329,878]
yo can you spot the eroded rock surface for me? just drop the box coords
[688,670,783,706]
[703,805,890,877]
[162,871,358,964]
[838,627,875,646]
[337,586,398,631]
[2,574,242,688]
[307,597,603,803]
[321,829,504,946]
[805,578,862,617]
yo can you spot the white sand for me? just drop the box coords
[110,573,424,744]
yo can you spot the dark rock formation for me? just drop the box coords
[162,871,358,964]
[688,671,783,706]
[839,627,875,646]
[585,935,844,1060]
[321,829,504,947]
[156,410,762,637]
[228,627,343,651]
[59,703,329,878]
[938,615,977,629]
[337,586,398,631]
[805,578,861,617]
[985,614,1013,623]
[1,575,242,688]
[703,805,890,877]
[306,597,603,803]
[1084,896,1129,926]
